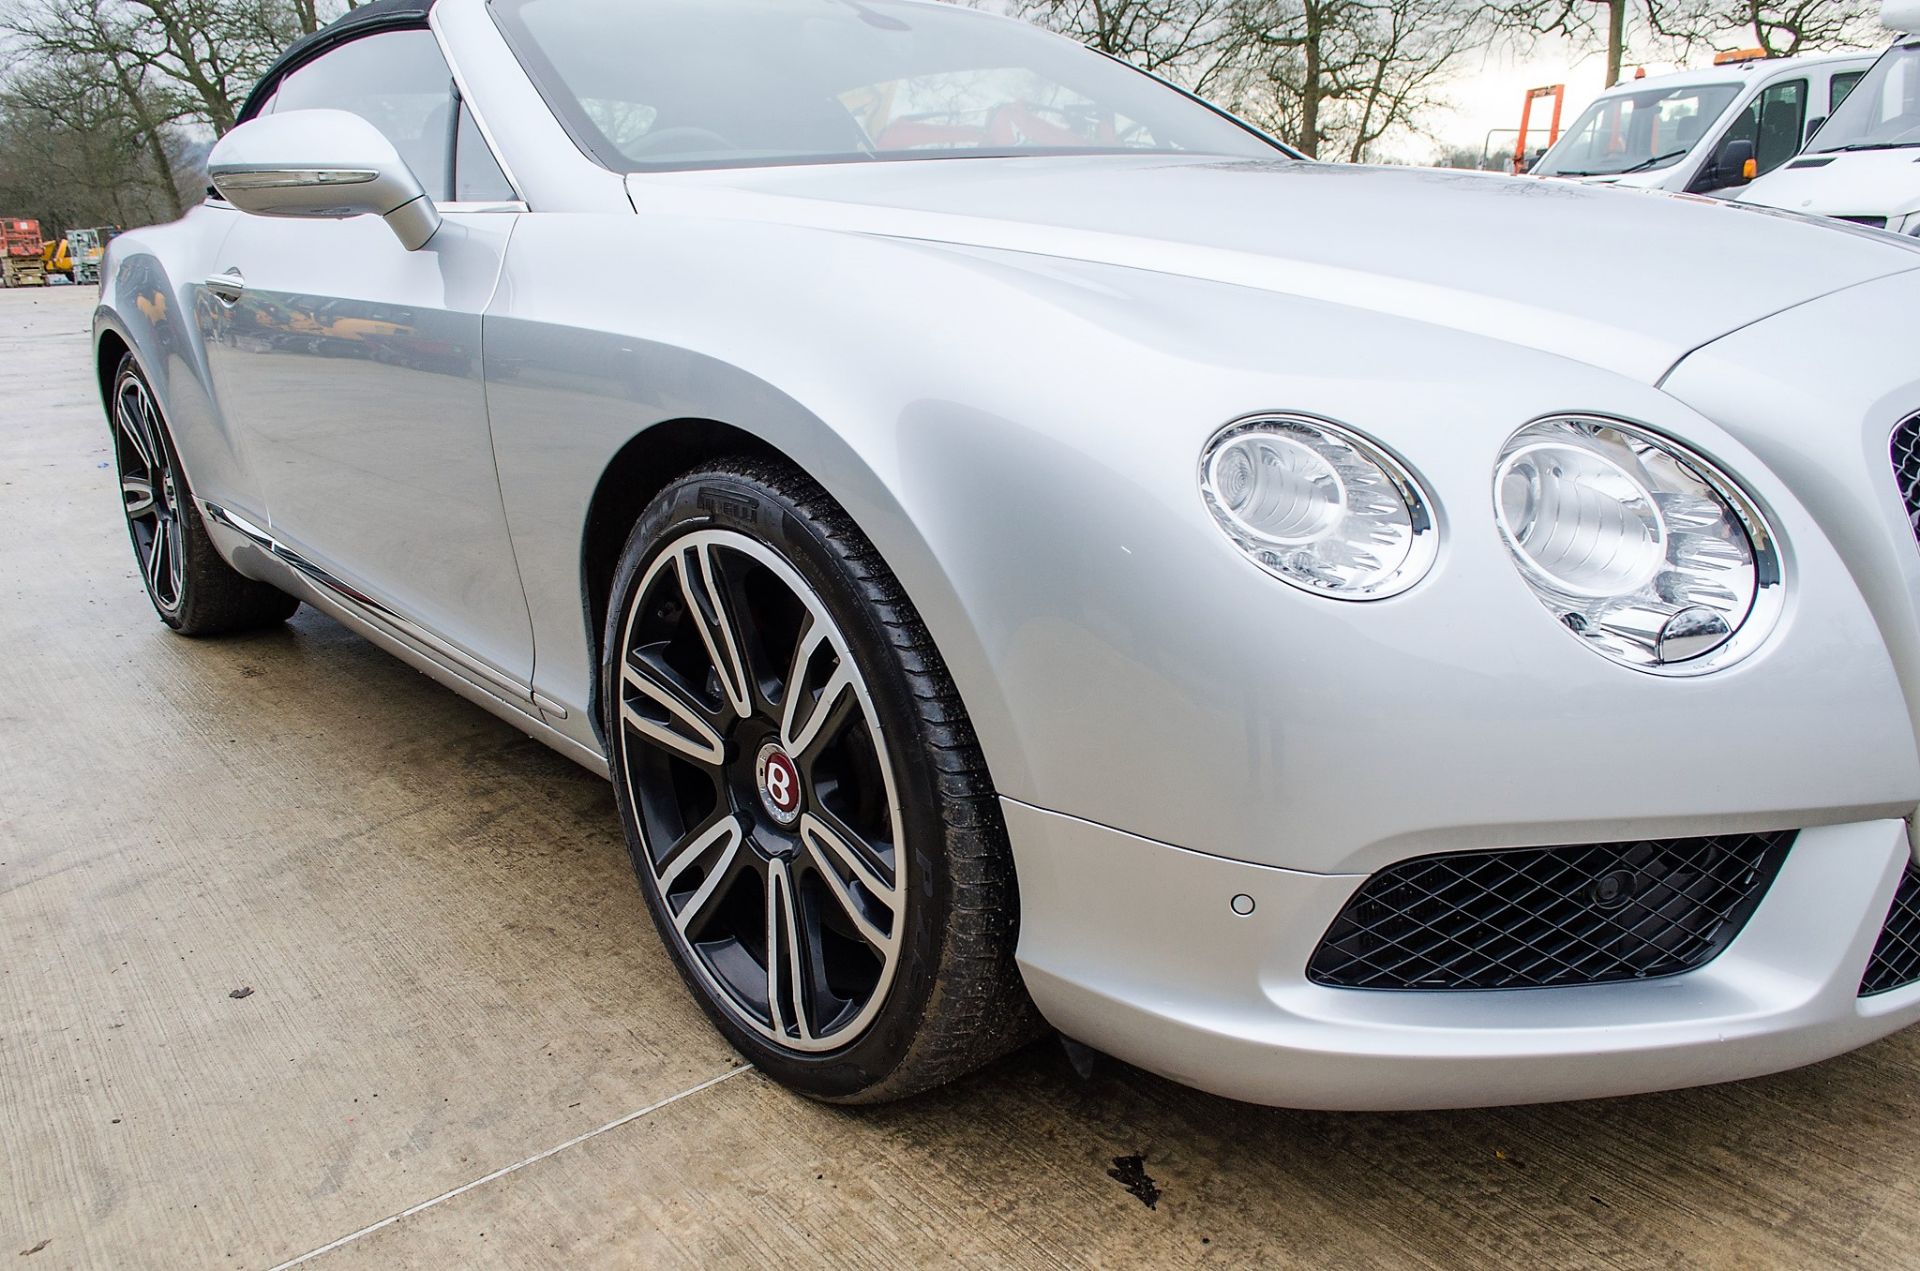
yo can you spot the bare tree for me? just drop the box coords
[1225,0,1490,159]
[1012,0,1252,93]
[1019,0,1522,161]
[1499,0,1875,94]
[1504,0,1634,86]
[1,0,315,132]
[0,0,191,217]
[0,52,186,228]
[1647,0,1880,57]
[0,0,353,229]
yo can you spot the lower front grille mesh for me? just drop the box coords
[1890,415,1920,546]
[1860,864,1920,997]
[1308,832,1794,991]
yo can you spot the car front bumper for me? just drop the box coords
[1008,799,1920,1110]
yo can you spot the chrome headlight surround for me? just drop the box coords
[1493,415,1784,675]
[1200,413,1439,601]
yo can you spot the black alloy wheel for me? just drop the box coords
[109,355,298,635]
[603,459,1040,1101]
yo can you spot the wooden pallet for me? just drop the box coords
[1,257,47,288]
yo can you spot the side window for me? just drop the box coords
[1754,79,1807,175]
[1832,69,1865,112]
[454,99,516,202]
[271,30,456,201]
[1716,79,1807,181]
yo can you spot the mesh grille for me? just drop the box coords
[1891,416,1920,546]
[1860,864,1920,997]
[1308,832,1795,991]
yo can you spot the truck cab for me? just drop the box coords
[1739,4,1920,231]
[1531,51,1874,196]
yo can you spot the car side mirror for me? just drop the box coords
[1715,138,1757,186]
[207,109,442,251]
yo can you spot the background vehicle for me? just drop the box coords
[1532,50,1873,195]
[2,218,46,287]
[40,237,72,281]
[1739,3,1920,230]
[68,228,119,285]
[33,228,119,284]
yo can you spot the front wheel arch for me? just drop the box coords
[575,411,1034,829]
[580,418,788,751]
[96,327,134,415]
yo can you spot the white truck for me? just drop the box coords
[1738,2,1920,231]
[1530,50,1874,196]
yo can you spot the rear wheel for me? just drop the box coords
[603,459,1039,1101]
[110,355,298,635]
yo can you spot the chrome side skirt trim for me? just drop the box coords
[202,499,525,698]
[198,499,606,776]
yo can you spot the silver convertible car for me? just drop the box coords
[96,0,1920,1109]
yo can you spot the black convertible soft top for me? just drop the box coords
[236,0,437,124]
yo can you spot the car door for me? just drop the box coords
[1693,76,1808,195]
[200,28,534,689]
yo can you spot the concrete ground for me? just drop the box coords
[6,283,1920,1270]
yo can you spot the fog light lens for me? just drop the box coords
[1493,417,1781,673]
[1201,415,1436,600]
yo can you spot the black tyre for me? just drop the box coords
[603,459,1040,1101]
[109,354,298,636]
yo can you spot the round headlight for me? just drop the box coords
[1200,414,1437,600]
[1493,416,1782,673]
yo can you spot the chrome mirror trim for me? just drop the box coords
[207,108,442,251]
[213,168,379,190]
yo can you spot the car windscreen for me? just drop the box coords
[1808,40,1920,152]
[489,0,1284,172]
[1532,82,1742,177]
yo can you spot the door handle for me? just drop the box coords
[205,268,246,304]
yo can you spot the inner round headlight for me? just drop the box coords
[1200,414,1437,600]
[1493,416,1782,673]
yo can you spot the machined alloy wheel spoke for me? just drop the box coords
[167,521,184,600]
[676,543,754,720]
[115,395,155,470]
[145,518,168,595]
[122,476,155,519]
[780,616,856,759]
[665,816,746,937]
[799,810,899,953]
[621,656,726,767]
[765,859,812,1043]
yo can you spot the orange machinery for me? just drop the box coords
[1,218,46,288]
[1512,85,1567,174]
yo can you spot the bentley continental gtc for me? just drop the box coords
[94,0,1920,1109]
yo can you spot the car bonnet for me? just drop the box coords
[626,154,1920,383]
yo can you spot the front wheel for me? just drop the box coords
[603,459,1039,1101]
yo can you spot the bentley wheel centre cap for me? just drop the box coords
[755,741,803,826]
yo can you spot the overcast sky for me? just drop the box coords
[1414,36,1700,162]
